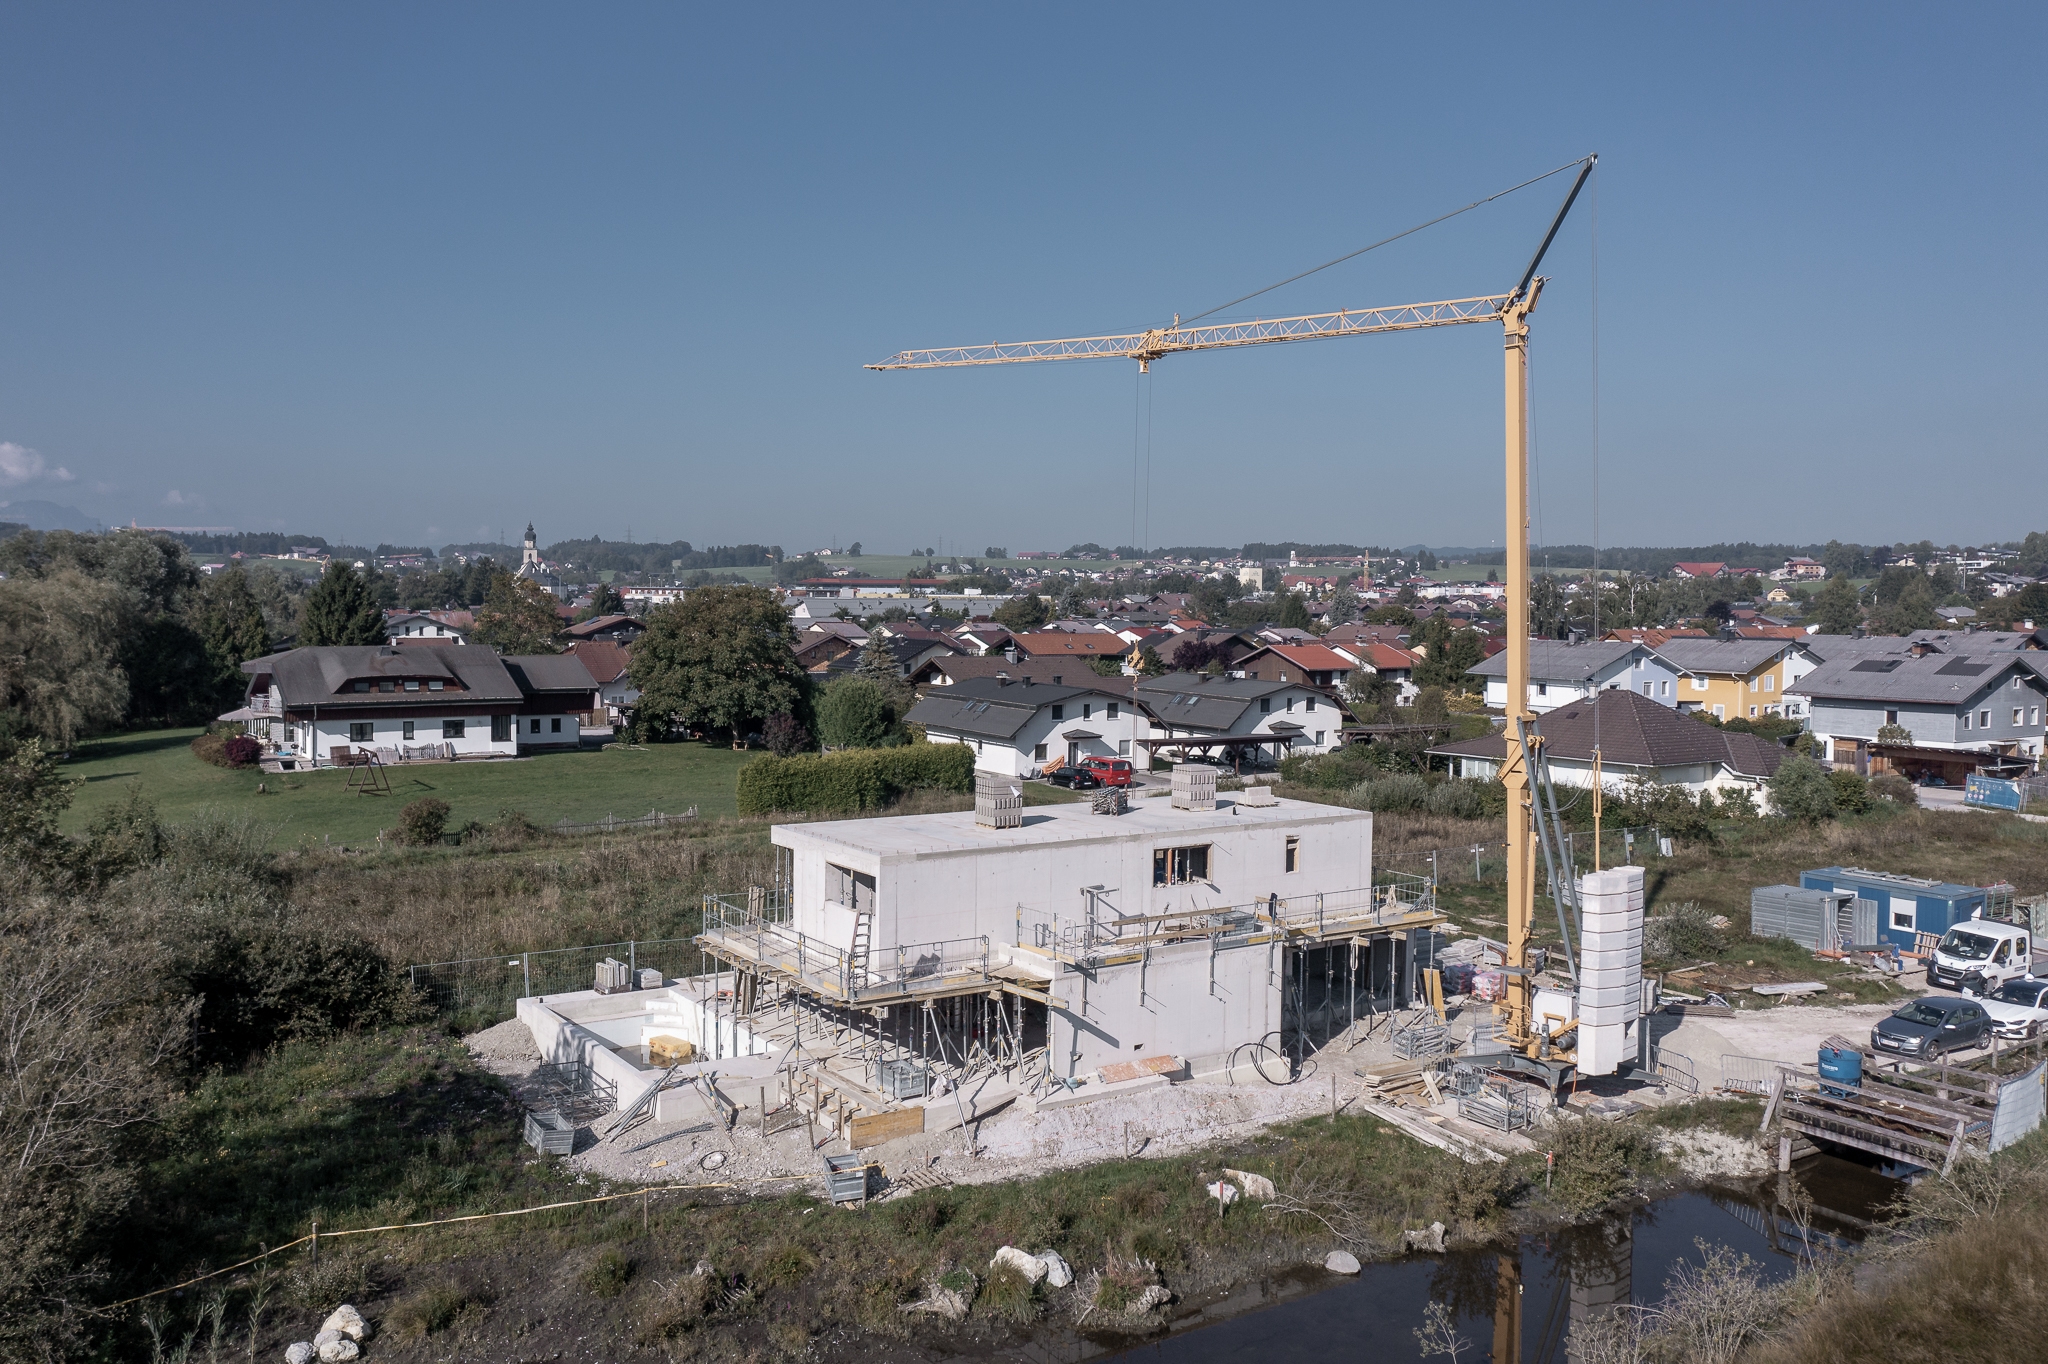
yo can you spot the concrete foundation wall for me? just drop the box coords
[1045,934,1280,1078]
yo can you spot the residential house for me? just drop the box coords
[564,614,647,645]
[1650,637,1818,722]
[1789,652,2048,781]
[1468,640,1680,714]
[237,644,598,764]
[1325,622,1413,650]
[1133,672,1343,769]
[1603,627,1710,649]
[905,677,1141,776]
[1428,689,1785,804]
[950,624,1014,656]
[1669,562,1728,580]
[908,654,1107,691]
[1233,641,1360,695]
[1772,558,1827,581]
[1344,642,1424,705]
[1150,628,1258,671]
[794,632,860,678]
[386,610,472,646]
[1009,630,1132,664]
[567,640,639,718]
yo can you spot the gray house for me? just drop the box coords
[1469,639,1682,714]
[1788,653,2048,782]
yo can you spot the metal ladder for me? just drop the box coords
[849,907,873,983]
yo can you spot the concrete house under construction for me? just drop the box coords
[693,771,1444,1088]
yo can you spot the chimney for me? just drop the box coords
[1004,645,1019,663]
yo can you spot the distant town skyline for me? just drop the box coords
[3,5,2043,550]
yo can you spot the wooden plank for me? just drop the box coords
[1794,1089,1967,1139]
[849,1106,925,1148]
[1782,1118,1944,1167]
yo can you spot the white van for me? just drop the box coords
[1928,913,2033,992]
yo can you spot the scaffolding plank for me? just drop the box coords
[849,1107,926,1148]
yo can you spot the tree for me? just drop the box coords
[0,571,130,748]
[472,572,564,654]
[0,737,77,878]
[1767,753,1837,823]
[815,676,892,749]
[580,581,626,619]
[192,566,272,706]
[300,561,387,646]
[1870,574,1939,635]
[1089,655,1123,677]
[628,585,810,747]
[847,541,862,557]
[762,712,811,756]
[1276,592,1311,631]
[993,592,1049,632]
[1412,618,1483,692]
[1056,582,1093,619]
[1326,580,1361,626]
[1811,574,1862,635]
[1136,645,1167,676]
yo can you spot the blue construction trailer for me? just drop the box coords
[1800,866,1991,952]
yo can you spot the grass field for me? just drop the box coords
[59,729,761,845]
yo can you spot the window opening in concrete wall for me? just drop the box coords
[827,863,876,912]
[1285,836,1299,873]
[1154,844,1210,885]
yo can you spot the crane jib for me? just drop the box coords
[867,293,1512,369]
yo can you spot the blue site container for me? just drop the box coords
[1799,867,1990,953]
[1818,1044,1862,1098]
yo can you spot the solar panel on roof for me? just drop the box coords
[1934,660,1991,676]
[1850,660,1903,672]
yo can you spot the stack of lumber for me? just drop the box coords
[1357,1058,1431,1099]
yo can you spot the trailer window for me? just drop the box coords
[1153,845,1210,886]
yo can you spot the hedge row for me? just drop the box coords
[736,742,976,815]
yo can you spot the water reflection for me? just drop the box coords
[1083,1155,1893,1364]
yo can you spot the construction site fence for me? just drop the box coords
[1376,824,1673,889]
[547,806,699,836]
[407,937,707,1029]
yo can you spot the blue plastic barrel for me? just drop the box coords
[1819,1044,1862,1097]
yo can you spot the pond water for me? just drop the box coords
[1027,1155,1895,1364]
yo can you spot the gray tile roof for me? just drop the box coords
[1467,639,1638,682]
[1133,672,1297,732]
[1788,652,2048,705]
[246,644,523,707]
[905,677,1128,742]
[1428,688,1785,779]
[1649,638,1795,675]
[502,654,604,698]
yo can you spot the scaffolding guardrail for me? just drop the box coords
[698,895,991,1004]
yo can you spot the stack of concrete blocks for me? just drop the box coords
[594,957,632,994]
[1171,763,1217,812]
[1576,865,1644,1076]
[974,770,1023,829]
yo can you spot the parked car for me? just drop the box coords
[1974,977,2048,1041]
[1871,995,1992,1058]
[1045,765,1103,790]
[1080,756,1135,787]
[1927,916,2034,993]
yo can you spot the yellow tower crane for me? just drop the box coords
[869,157,1596,1080]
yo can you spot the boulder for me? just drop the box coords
[1036,1248,1073,1289]
[1223,1168,1277,1200]
[320,1305,368,1342]
[285,1345,314,1364]
[1402,1221,1447,1253]
[1324,1250,1362,1274]
[901,1280,971,1322]
[317,1339,360,1364]
[990,1245,1048,1284]
[313,1331,341,1350]
[1132,1285,1172,1313]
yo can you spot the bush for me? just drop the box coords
[762,711,811,757]
[190,729,261,769]
[1769,753,1837,823]
[1869,772,1916,805]
[1827,768,1873,815]
[1645,900,1725,962]
[1425,778,1495,819]
[583,1248,635,1298]
[1547,1120,1654,1214]
[1347,772,1429,812]
[736,742,975,814]
[399,797,451,846]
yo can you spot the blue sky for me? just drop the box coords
[2,4,2042,553]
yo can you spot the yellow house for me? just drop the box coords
[1651,639,1815,721]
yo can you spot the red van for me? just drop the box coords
[1080,756,1134,787]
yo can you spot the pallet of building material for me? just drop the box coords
[1358,1059,1430,1096]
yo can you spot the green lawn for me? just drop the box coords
[59,728,760,846]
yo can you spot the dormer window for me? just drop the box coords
[429,680,445,691]
[405,680,421,691]
[353,681,369,692]
[379,681,395,692]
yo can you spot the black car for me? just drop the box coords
[1045,766,1102,790]
[1871,996,1992,1058]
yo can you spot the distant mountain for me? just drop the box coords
[0,499,102,532]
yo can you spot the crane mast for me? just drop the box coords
[870,157,1596,1072]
